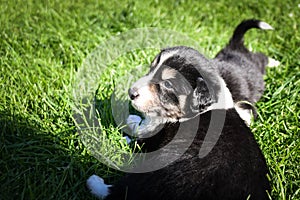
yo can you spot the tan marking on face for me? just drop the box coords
[161,68,177,80]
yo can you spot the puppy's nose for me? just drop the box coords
[128,87,139,100]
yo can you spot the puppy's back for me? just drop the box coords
[214,19,273,103]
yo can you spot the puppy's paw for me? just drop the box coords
[268,57,280,67]
[126,114,142,133]
[87,175,111,199]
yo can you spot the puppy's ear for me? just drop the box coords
[191,77,214,112]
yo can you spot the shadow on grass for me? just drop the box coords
[0,110,117,200]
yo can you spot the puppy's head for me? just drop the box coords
[129,46,232,122]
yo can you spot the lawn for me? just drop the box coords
[0,0,299,199]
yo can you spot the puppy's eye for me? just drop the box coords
[163,80,173,89]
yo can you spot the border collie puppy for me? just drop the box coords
[87,19,273,200]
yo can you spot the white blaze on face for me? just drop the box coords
[130,50,179,113]
[147,49,179,80]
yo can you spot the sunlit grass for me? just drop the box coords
[0,0,299,199]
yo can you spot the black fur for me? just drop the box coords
[106,109,270,200]
[192,77,215,111]
[214,19,270,103]
[89,19,272,200]
[151,46,222,119]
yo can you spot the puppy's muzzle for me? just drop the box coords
[128,87,139,100]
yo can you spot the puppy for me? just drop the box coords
[87,19,272,200]
[126,19,275,133]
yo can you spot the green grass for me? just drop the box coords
[0,0,299,199]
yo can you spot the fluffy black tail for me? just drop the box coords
[229,19,273,49]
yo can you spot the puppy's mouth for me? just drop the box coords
[130,100,159,116]
[129,96,164,118]
[131,101,182,120]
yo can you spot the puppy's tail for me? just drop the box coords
[229,19,273,49]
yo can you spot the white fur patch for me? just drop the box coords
[148,50,179,80]
[258,21,274,30]
[268,57,280,68]
[208,77,234,110]
[129,49,179,113]
[87,175,111,199]
[234,104,252,126]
